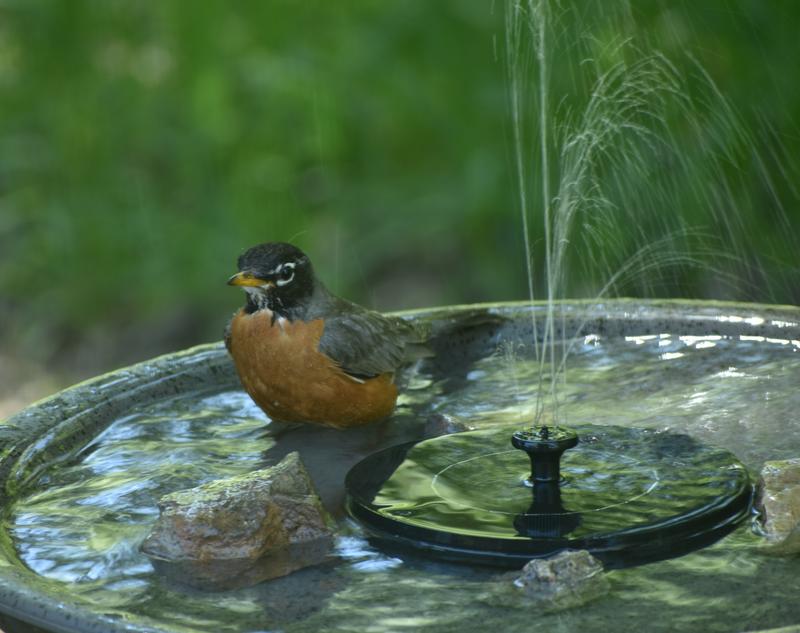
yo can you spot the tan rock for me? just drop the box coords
[484,549,610,611]
[755,458,800,555]
[141,452,334,589]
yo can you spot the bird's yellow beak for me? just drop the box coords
[227,272,275,288]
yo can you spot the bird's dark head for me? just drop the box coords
[227,242,315,316]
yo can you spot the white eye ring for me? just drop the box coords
[276,262,296,287]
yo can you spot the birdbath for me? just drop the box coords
[1,300,797,633]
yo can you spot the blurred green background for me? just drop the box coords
[1,0,798,416]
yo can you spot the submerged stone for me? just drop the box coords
[141,451,334,590]
[423,412,473,438]
[755,458,800,554]
[485,550,609,612]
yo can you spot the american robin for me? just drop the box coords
[225,242,425,428]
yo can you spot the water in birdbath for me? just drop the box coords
[5,303,800,632]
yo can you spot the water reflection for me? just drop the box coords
[513,480,582,539]
[6,333,800,631]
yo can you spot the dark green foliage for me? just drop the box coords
[0,1,797,370]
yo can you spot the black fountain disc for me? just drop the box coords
[345,424,753,568]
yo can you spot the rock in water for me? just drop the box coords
[141,452,334,590]
[423,413,473,438]
[485,550,609,611]
[755,458,800,554]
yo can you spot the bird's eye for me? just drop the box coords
[276,263,295,286]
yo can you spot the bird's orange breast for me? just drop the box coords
[227,308,398,428]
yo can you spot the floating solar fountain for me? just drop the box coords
[346,422,753,568]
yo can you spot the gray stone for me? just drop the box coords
[485,550,610,612]
[423,413,473,438]
[754,458,800,554]
[141,452,334,590]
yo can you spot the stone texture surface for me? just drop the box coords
[141,451,334,589]
[423,413,473,438]
[485,549,609,611]
[755,458,800,554]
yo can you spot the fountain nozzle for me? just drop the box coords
[511,426,579,484]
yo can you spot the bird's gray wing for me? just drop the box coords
[318,308,419,378]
